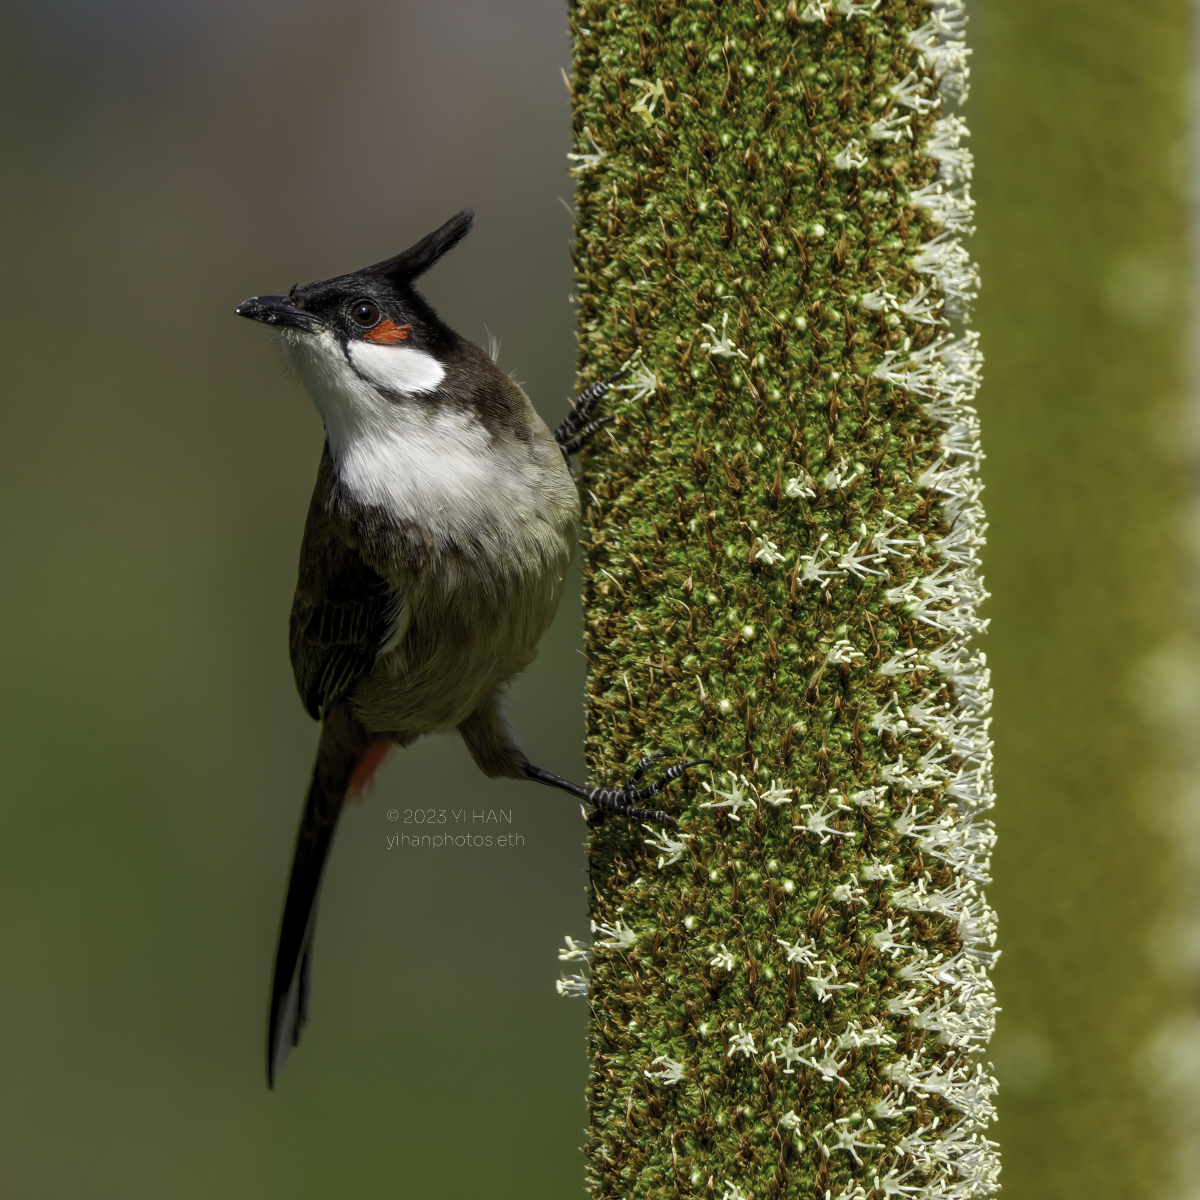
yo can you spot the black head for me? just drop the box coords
[235,209,474,354]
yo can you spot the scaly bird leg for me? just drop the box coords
[523,751,708,827]
[554,367,629,460]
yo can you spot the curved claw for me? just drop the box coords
[558,415,612,457]
[628,751,665,786]
[586,757,710,827]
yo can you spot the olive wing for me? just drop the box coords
[288,456,403,720]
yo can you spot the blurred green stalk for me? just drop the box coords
[972,2,1194,1198]
[564,1,995,1197]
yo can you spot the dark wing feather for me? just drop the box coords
[268,451,397,1086]
[289,450,400,719]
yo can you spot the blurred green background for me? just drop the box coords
[0,2,591,1197]
[973,2,1195,1196]
[0,1,1195,1197]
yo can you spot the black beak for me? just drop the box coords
[235,294,322,333]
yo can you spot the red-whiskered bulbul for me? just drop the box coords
[236,210,701,1087]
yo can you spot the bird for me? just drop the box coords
[235,209,703,1087]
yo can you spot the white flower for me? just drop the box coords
[831,881,864,903]
[877,648,925,676]
[798,533,838,584]
[887,992,923,1019]
[891,1125,936,1160]
[830,1185,869,1200]
[808,964,859,1003]
[566,125,605,171]
[798,1,830,20]
[860,286,895,313]
[897,284,945,325]
[614,362,658,403]
[889,70,939,112]
[869,692,909,737]
[727,1024,757,1059]
[872,918,910,957]
[835,0,880,12]
[556,973,588,997]
[826,639,865,667]
[873,1093,917,1120]
[755,540,786,566]
[710,944,737,972]
[872,348,907,387]
[701,773,758,821]
[644,1055,686,1085]
[927,115,974,184]
[868,111,911,142]
[630,77,667,126]
[906,695,946,729]
[823,461,862,490]
[837,540,883,579]
[836,1021,896,1050]
[860,857,896,881]
[895,948,945,985]
[785,473,816,500]
[699,312,749,360]
[833,139,867,170]
[770,1024,806,1073]
[849,786,887,809]
[761,780,793,806]
[722,1182,748,1200]
[592,919,636,950]
[872,1167,922,1197]
[867,511,918,556]
[799,1041,850,1081]
[776,936,821,968]
[644,825,691,868]
[914,742,952,779]
[778,1109,804,1139]
[822,1117,881,1165]
[558,936,591,962]
[795,803,851,844]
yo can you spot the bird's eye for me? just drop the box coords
[351,300,381,327]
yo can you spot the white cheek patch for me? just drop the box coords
[346,341,446,396]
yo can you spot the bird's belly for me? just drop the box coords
[348,569,565,738]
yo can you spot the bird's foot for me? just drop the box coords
[524,751,708,827]
[553,367,627,459]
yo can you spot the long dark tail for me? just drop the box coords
[267,704,375,1088]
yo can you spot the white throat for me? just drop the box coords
[280,329,545,544]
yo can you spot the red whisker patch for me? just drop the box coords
[365,320,413,344]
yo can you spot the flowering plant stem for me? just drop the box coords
[565,1,996,1197]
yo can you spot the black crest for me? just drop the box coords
[367,209,475,285]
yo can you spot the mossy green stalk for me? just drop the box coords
[567,2,994,1197]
